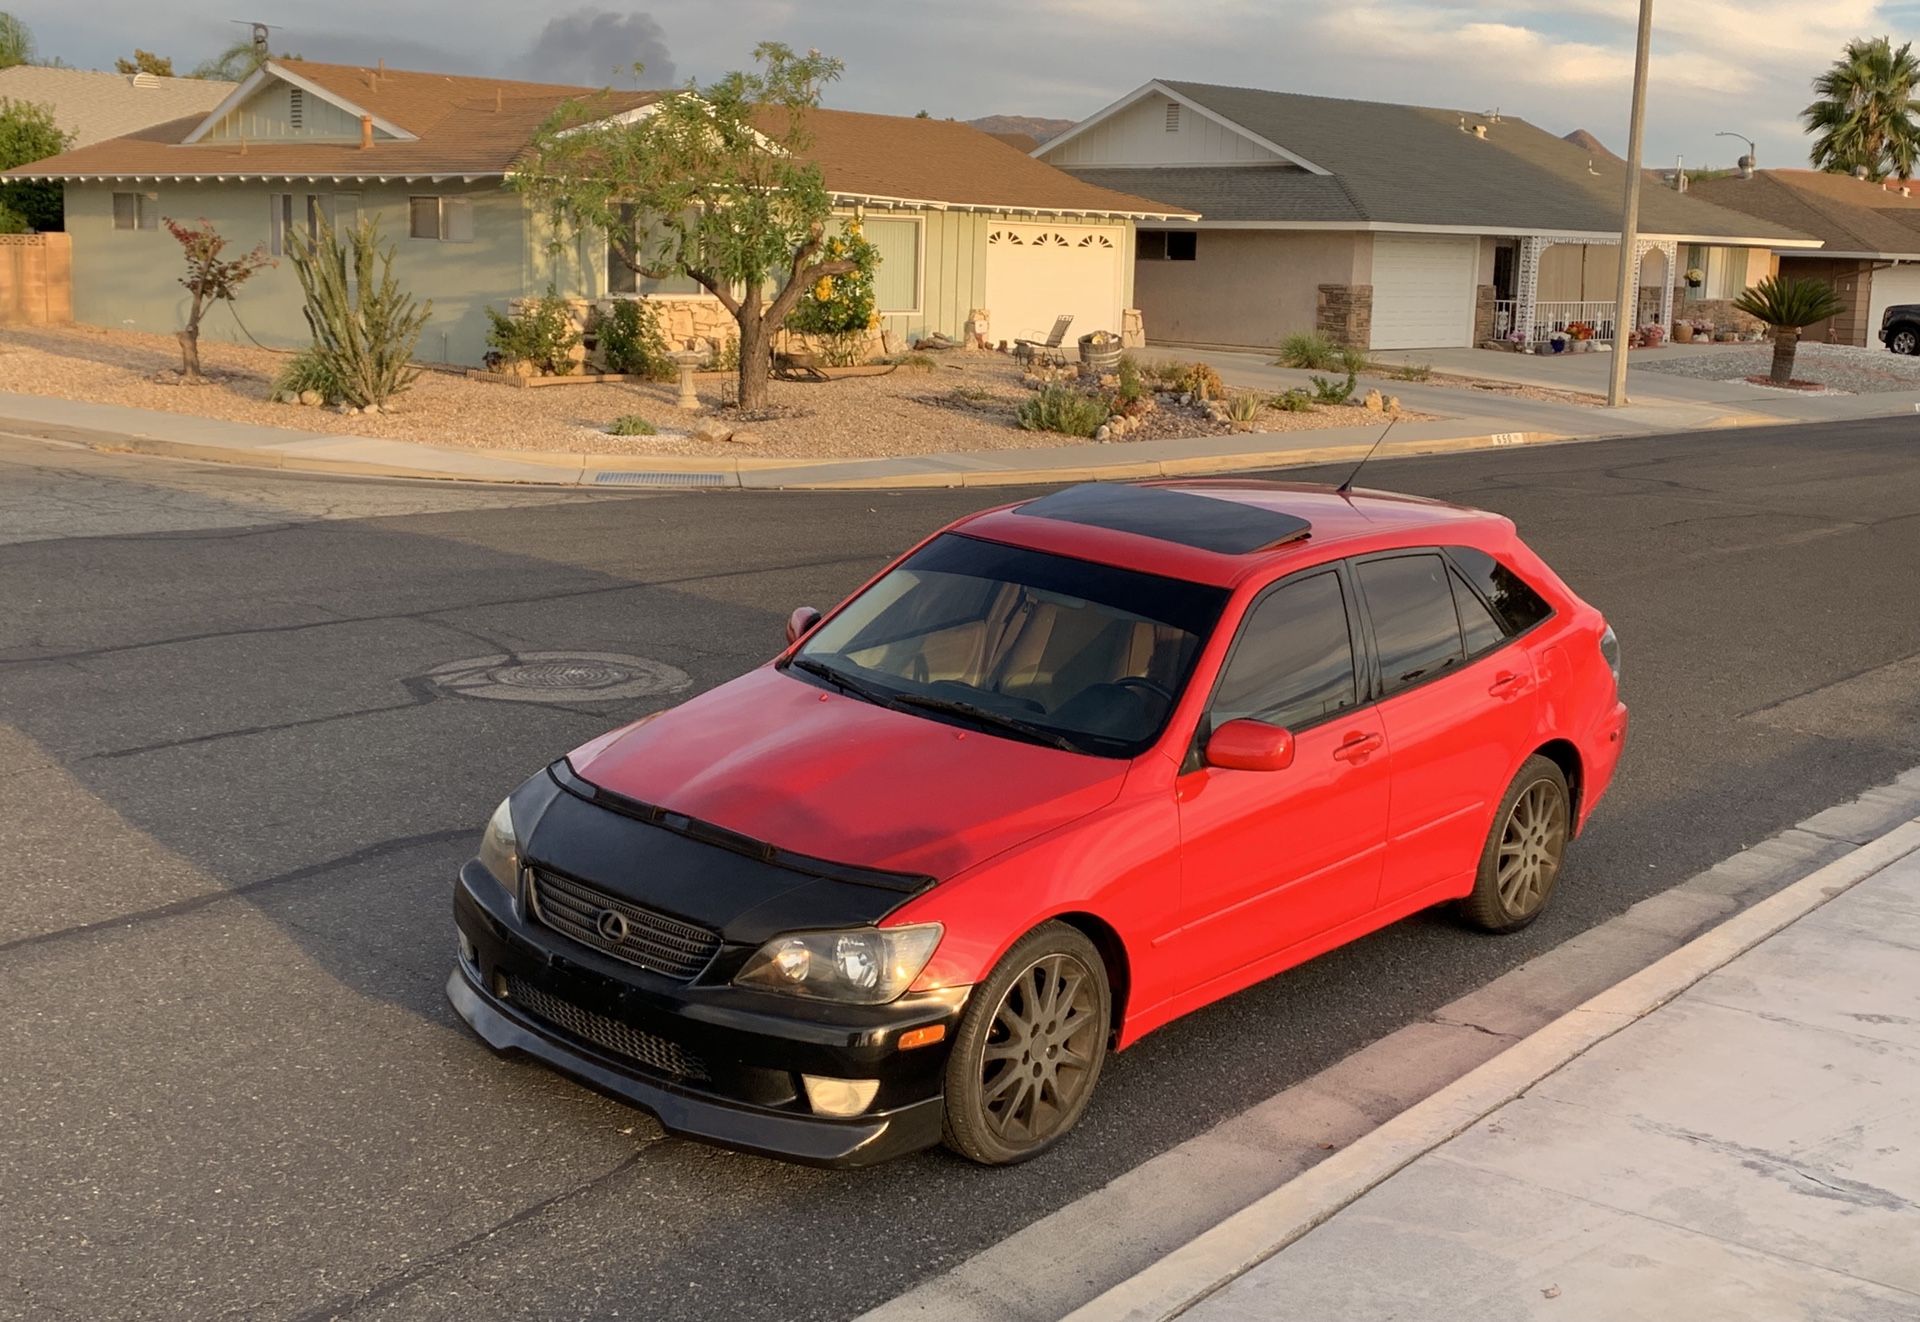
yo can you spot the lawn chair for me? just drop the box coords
[1013,315,1074,366]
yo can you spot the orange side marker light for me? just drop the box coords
[898,1025,947,1050]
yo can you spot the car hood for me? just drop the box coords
[567,665,1128,882]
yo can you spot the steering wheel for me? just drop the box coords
[1113,676,1174,705]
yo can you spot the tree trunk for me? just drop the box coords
[176,328,203,381]
[736,285,770,413]
[1769,326,1797,386]
[177,293,206,381]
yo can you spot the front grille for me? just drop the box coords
[505,975,709,1082]
[527,868,720,981]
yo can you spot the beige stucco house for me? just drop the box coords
[5,60,1190,364]
[1689,170,1920,347]
[1039,80,1820,350]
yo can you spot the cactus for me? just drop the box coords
[288,218,431,409]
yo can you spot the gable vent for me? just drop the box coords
[289,87,304,130]
[130,72,160,90]
[1164,101,1181,133]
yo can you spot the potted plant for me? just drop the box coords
[1566,320,1597,352]
[1685,267,1705,289]
[1548,330,1569,354]
[1673,320,1694,343]
[1639,323,1666,349]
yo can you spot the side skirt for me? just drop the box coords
[1116,872,1471,1049]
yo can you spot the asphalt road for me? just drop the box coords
[4,419,1919,1321]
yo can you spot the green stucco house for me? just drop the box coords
[8,60,1189,365]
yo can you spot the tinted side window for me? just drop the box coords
[1450,567,1505,656]
[1358,554,1465,694]
[1448,546,1553,634]
[1212,572,1357,730]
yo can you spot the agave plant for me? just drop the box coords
[1732,276,1845,386]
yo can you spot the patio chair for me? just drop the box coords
[1014,314,1074,365]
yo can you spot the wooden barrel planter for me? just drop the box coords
[1078,332,1123,372]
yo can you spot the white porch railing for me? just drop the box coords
[1494,294,1672,345]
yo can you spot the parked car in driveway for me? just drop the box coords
[1881,304,1920,354]
[448,481,1628,1167]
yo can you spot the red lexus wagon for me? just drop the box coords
[450,481,1626,1166]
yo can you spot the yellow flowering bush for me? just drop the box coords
[786,220,879,336]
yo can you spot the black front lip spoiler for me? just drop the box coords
[446,966,946,1169]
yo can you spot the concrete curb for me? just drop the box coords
[1061,816,1920,1322]
[54,422,1567,491]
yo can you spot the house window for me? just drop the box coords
[607,203,702,295]
[111,191,158,231]
[1138,230,1196,261]
[862,216,921,314]
[1165,102,1181,133]
[410,196,474,242]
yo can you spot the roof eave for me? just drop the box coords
[831,189,1197,220]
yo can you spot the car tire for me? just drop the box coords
[942,921,1111,1165]
[1459,755,1571,934]
[1891,326,1920,356]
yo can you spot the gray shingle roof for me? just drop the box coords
[1062,81,1811,242]
[0,66,233,149]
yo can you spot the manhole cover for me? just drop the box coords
[427,652,691,704]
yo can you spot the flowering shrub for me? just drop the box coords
[1565,320,1596,341]
[785,218,879,336]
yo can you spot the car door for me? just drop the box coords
[1169,566,1391,981]
[1355,550,1543,906]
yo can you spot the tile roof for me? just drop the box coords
[4,60,1189,216]
[1688,171,1920,257]
[1058,80,1812,242]
[0,65,234,148]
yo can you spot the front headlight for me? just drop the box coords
[734,924,943,1005]
[477,797,519,888]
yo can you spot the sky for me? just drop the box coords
[20,0,1920,169]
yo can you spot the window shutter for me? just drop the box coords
[137,193,159,230]
[442,198,474,243]
[112,193,136,230]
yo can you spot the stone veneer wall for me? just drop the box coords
[1316,284,1373,348]
[1474,285,1496,345]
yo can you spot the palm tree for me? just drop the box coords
[1733,277,1845,386]
[1804,36,1920,181]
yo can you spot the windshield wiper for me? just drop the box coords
[787,656,895,707]
[889,693,1081,752]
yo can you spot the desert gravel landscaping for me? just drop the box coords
[0,326,1398,461]
[1636,341,1920,394]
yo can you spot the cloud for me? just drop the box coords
[514,8,677,88]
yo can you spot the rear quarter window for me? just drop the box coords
[1447,546,1554,634]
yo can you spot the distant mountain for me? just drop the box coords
[967,114,1076,144]
[1564,128,1619,160]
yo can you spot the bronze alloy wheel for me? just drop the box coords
[942,923,1110,1164]
[1462,755,1572,933]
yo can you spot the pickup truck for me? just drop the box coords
[1880,304,1920,354]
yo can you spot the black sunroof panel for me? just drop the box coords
[1015,483,1310,555]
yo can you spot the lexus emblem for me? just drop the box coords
[595,908,631,943]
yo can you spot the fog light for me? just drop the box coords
[801,1074,881,1117]
[457,929,477,968]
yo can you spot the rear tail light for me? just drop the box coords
[1599,625,1621,690]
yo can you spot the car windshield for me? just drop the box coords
[789,533,1228,756]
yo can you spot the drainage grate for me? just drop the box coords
[592,471,728,487]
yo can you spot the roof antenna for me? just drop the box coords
[1335,416,1398,494]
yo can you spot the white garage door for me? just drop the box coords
[984,224,1126,349]
[1868,264,1920,343]
[1371,235,1479,349]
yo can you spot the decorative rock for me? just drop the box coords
[1094,425,1112,443]
[691,421,736,445]
[297,390,321,407]
[726,429,764,447]
[1362,389,1386,412]
[1386,395,1402,414]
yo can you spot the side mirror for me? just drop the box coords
[785,606,823,646]
[1205,718,1295,772]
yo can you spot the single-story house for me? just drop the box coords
[1036,80,1821,351]
[4,60,1190,364]
[0,65,236,149]
[1688,169,1920,346]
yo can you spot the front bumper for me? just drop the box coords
[449,861,966,1168]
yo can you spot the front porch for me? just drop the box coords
[1489,235,1677,348]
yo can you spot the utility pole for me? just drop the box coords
[1607,0,1655,408]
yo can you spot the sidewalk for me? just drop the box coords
[4,342,1916,490]
[1079,819,1920,1322]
